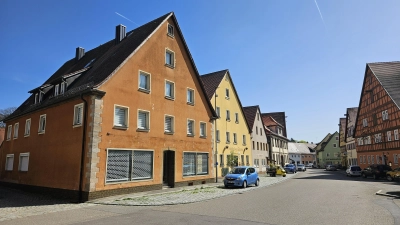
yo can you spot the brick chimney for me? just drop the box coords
[75,47,85,61]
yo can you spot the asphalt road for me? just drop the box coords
[3,169,400,225]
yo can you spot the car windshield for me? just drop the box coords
[351,166,361,171]
[231,168,246,174]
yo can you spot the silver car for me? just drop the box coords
[346,165,361,177]
[297,164,306,171]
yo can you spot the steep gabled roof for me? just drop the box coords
[320,131,338,151]
[288,143,314,154]
[368,61,400,109]
[6,12,217,121]
[262,112,287,137]
[242,105,260,131]
[261,115,283,127]
[314,133,332,152]
[200,69,228,100]
[200,70,250,133]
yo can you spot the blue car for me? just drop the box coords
[224,166,259,188]
[284,164,297,174]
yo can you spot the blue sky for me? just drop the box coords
[1,0,399,143]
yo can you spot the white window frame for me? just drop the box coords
[113,105,129,129]
[6,125,12,140]
[362,118,368,127]
[167,24,174,37]
[5,154,14,171]
[24,118,31,137]
[164,115,174,134]
[225,88,230,99]
[60,81,66,94]
[233,133,237,144]
[199,122,206,138]
[18,153,30,172]
[226,110,230,121]
[165,48,175,68]
[394,129,399,140]
[187,119,195,136]
[387,131,392,141]
[187,88,195,105]
[13,123,19,139]
[54,84,59,96]
[382,110,389,121]
[73,103,84,126]
[137,110,150,131]
[138,70,151,93]
[165,80,175,100]
[38,114,46,134]
[226,131,230,144]
[235,113,239,123]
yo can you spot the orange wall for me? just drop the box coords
[92,17,214,191]
[0,98,88,190]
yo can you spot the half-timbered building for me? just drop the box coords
[354,62,400,169]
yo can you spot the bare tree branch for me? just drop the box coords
[0,107,17,128]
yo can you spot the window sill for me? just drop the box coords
[167,33,174,38]
[165,96,175,101]
[235,121,239,124]
[137,128,150,132]
[216,140,220,143]
[13,137,18,140]
[113,126,128,130]
[38,131,45,135]
[164,131,174,135]
[242,144,246,146]
[225,97,230,100]
[165,64,175,69]
[187,102,195,106]
[138,88,150,94]
[24,135,30,138]
[73,124,83,128]
[226,142,230,144]
[233,142,237,145]
[187,134,195,137]
[226,119,230,122]
[200,135,207,139]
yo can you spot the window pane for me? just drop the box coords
[19,155,29,171]
[6,156,13,171]
[140,74,148,89]
[138,112,147,129]
[165,83,172,97]
[132,151,153,179]
[183,153,196,176]
[115,108,126,126]
[165,117,172,132]
[187,120,193,134]
[106,150,130,182]
[197,153,208,175]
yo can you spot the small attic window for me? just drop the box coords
[167,24,174,37]
[84,58,96,68]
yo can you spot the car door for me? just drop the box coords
[247,168,256,184]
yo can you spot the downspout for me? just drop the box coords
[78,93,89,203]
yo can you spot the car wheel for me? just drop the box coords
[362,173,366,178]
[255,179,259,186]
[224,184,228,188]
[373,174,378,180]
[242,180,247,189]
[387,175,393,182]
[346,173,349,177]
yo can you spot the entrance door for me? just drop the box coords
[163,150,175,187]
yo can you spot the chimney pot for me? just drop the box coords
[75,47,85,61]
[115,24,126,44]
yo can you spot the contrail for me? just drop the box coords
[314,0,326,29]
[115,12,139,26]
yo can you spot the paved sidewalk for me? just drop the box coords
[89,173,296,206]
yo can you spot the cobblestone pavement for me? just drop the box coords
[0,186,94,222]
[0,173,295,222]
[90,173,296,206]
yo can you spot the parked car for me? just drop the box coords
[325,165,337,171]
[267,165,286,177]
[284,164,297,173]
[224,166,259,188]
[346,165,362,177]
[305,163,314,168]
[386,167,400,181]
[297,164,306,172]
[361,164,392,180]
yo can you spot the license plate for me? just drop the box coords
[228,181,234,184]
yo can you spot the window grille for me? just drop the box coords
[187,120,194,135]
[132,151,153,179]
[165,116,173,132]
[138,111,148,129]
